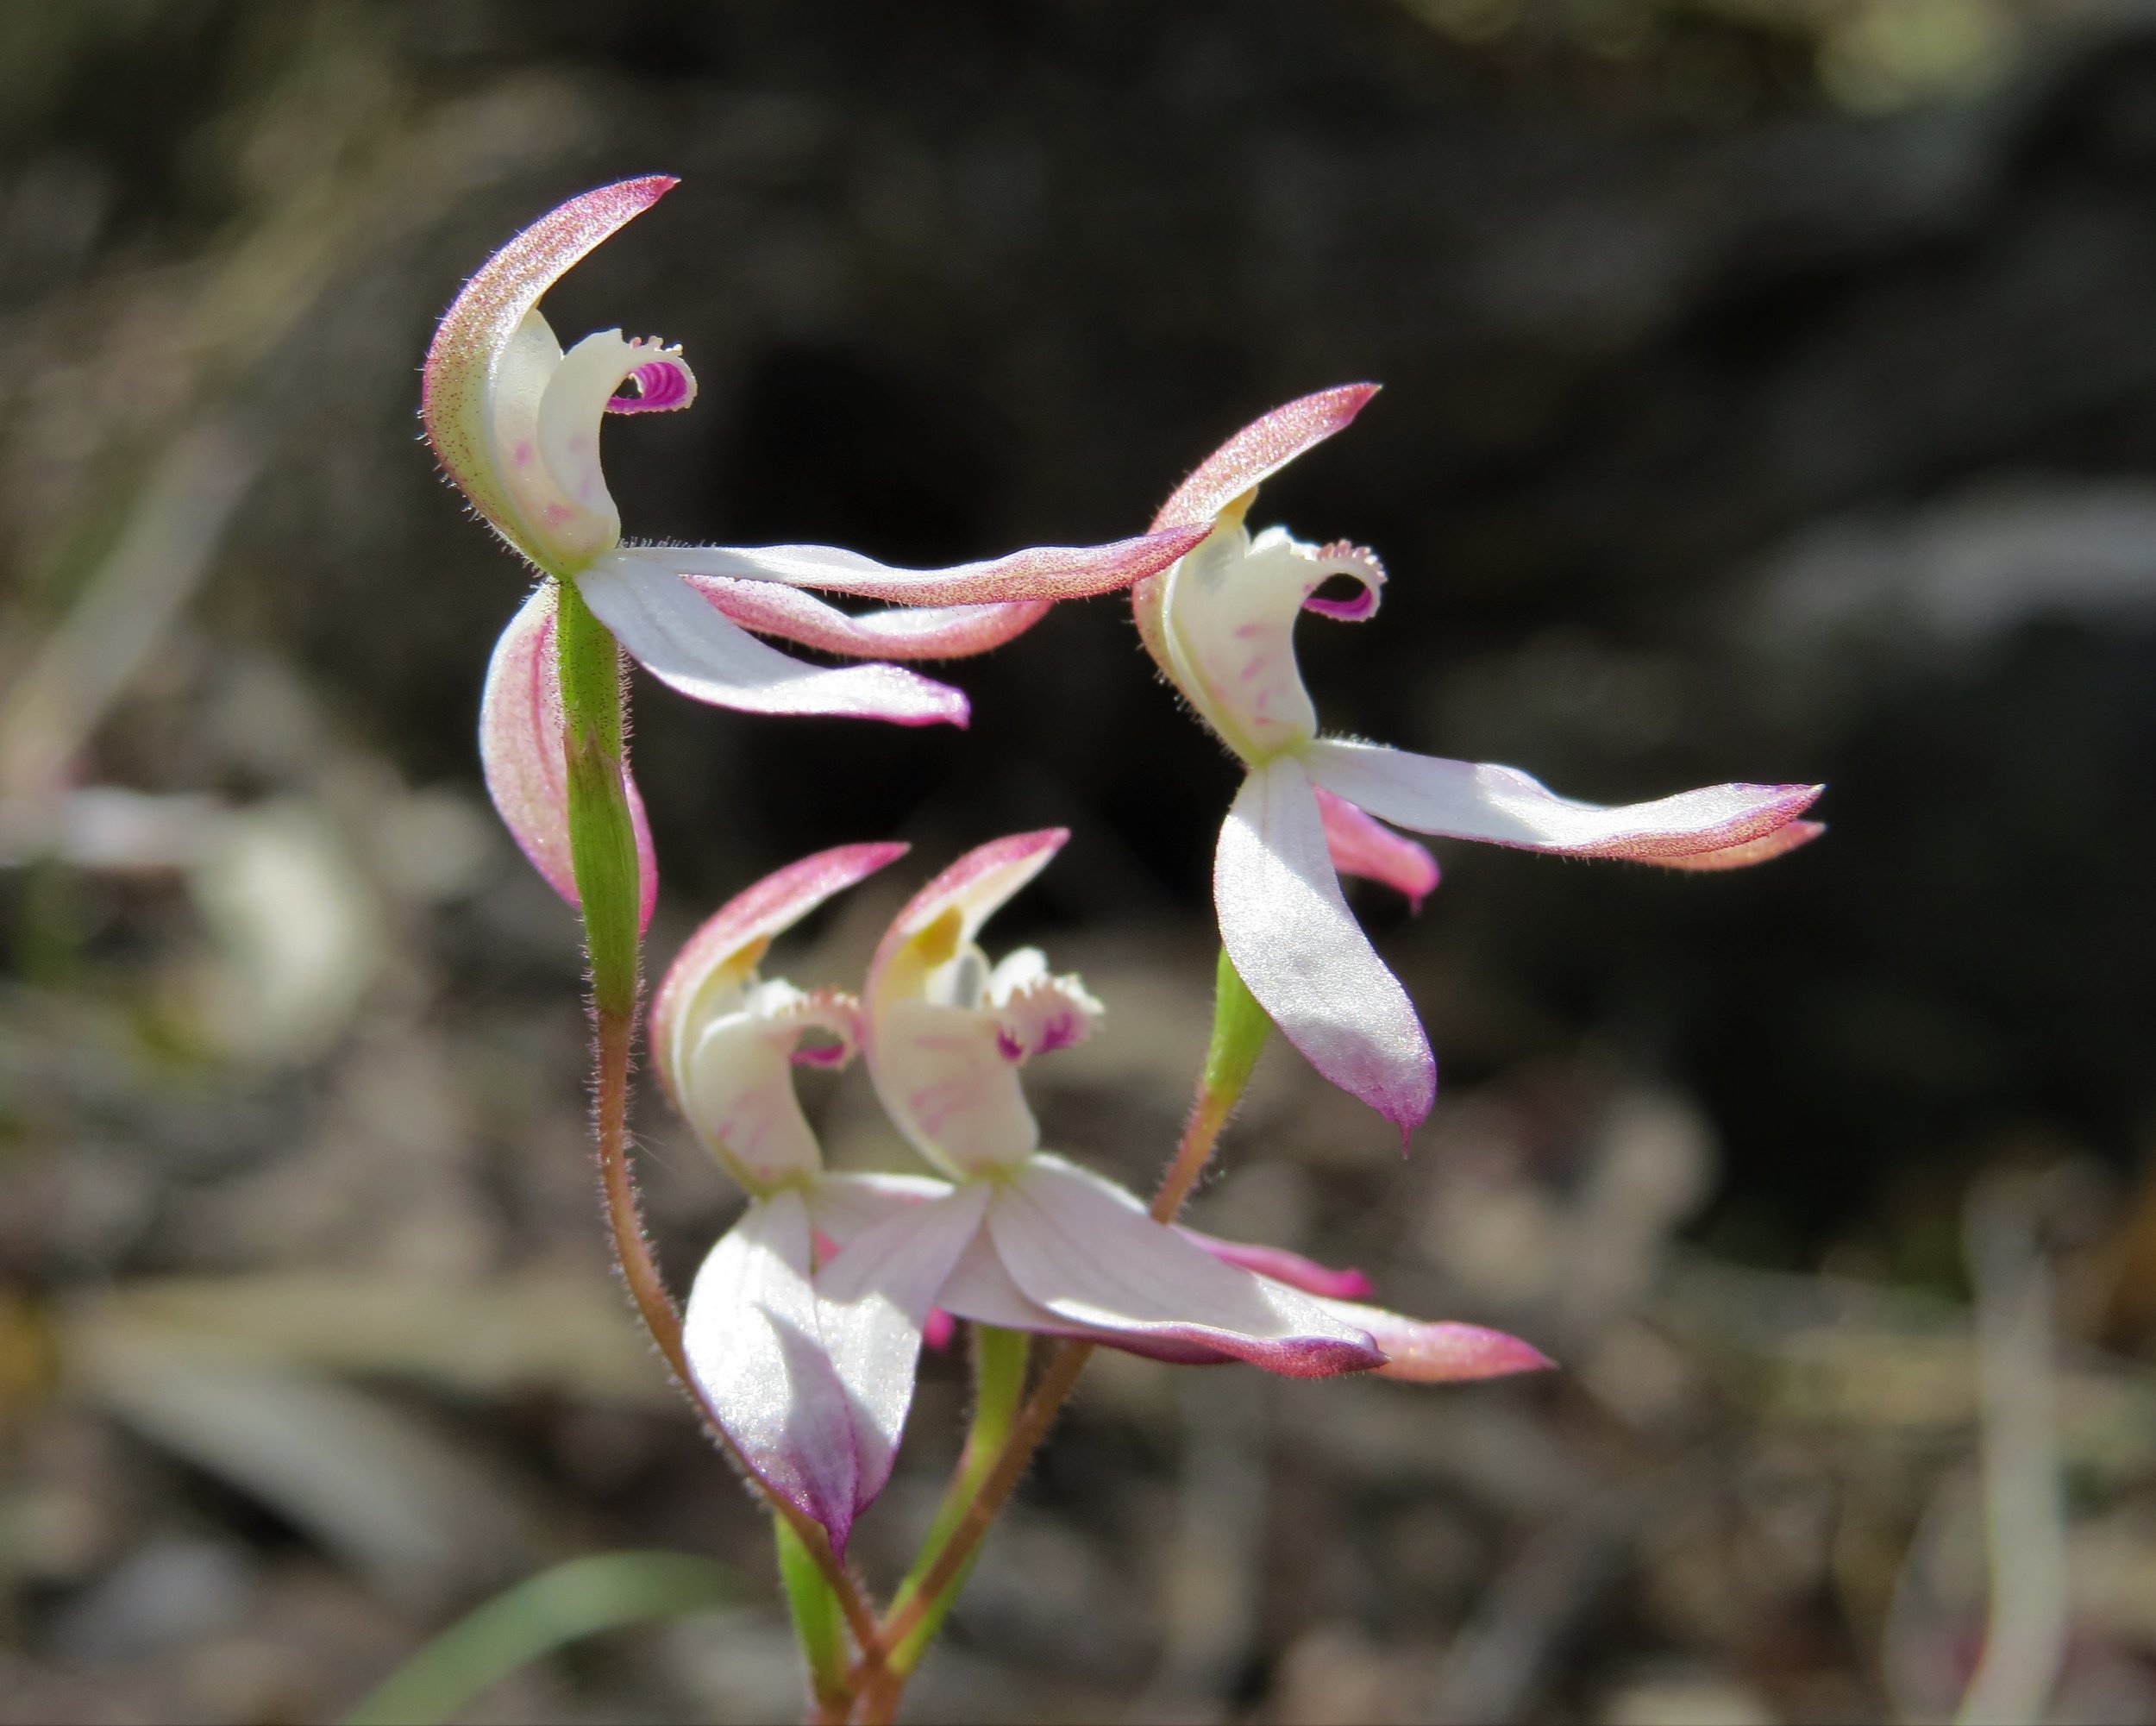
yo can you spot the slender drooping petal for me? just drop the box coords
[1315,787,1438,911]
[1216,757,1433,1139]
[423,177,680,562]
[647,530,1208,607]
[681,1191,862,1547]
[579,553,976,726]
[681,575,1051,661]
[477,581,658,929]
[813,1183,993,1518]
[1301,738,1823,862]
[1647,819,1828,870]
[1178,1228,1376,1299]
[983,1158,1382,1376]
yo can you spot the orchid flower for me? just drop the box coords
[652,841,956,1553]
[764,830,1547,1542]
[424,177,1206,921]
[1132,386,1826,1136]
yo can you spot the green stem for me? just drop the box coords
[555,577,639,1022]
[884,1326,1030,1675]
[1151,947,1271,1221]
[775,1519,849,1718]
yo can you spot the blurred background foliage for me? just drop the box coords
[2,1,2154,1721]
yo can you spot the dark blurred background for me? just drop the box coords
[3,3,2155,1721]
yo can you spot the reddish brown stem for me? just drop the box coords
[587,1001,886,1667]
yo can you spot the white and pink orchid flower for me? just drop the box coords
[1132,386,1825,1137]
[653,842,956,1553]
[770,832,1547,1541]
[425,177,1206,922]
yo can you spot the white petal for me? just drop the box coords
[814,1183,993,1517]
[1215,756,1434,1136]
[576,553,970,725]
[1302,738,1825,861]
[984,1157,1382,1376]
[676,982,856,1189]
[681,1191,861,1548]
[804,1172,955,1248]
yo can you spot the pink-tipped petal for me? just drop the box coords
[1178,1229,1376,1300]
[650,842,909,1079]
[1315,787,1439,912]
[1150,386,1382,533]
[815,1183,993,1519]
[682,574,1052,661]
[1304,739,1825,863]
[642,525,1208,606]
[867,829,1071,999]
[1216,758,1435,1139]
[423,178,677,549]
[682,1192,862,1551]
[477,582,658,930]
[577,553,972,726]
[985,1157,1384,1378]
[1307,1302,1554,1383]
[1648,819,1827,871]
[921,1309,957,1352]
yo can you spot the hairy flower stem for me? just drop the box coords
[553,578,884,1675]
[856,951,1273,1717]
[1153,949,1271,1223]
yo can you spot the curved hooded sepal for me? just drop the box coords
[681,1191,863,1553]
[651,840,909,1101]
[1135,384,1380,669]
[477,581,658,931]
[423,177,677,556]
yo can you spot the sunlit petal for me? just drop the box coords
[577,553,971,725]
[681,574,1051,661]
[1149,385,1382,533]
[1304,738,1825,862]
[476,581,658,930]
[638,524,1207,606]
[805,1172,955,1248]
[985,1158,1381,1377]
[814,1183,993,1519]
[681,1191,861,1550]
[1176,1229,1376,1299]
[1645,819,1827,871]
[1302,1299,1553,1383]
[1216,757,1434,1138]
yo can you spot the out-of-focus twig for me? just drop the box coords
[1955,1177,2069,1726]
[0,420,259,809]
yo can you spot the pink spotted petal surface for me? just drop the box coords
[1315,786,1439,912]
[1304,738,1823,862]
[423,177,676,550]
[681,1192,862,1551]
[1216,758,1435,1139]
[983,1157,1383,1378]
[682,574,1052,661]
[477,582,658,930]
[649,842,908,1093]
[577,553,972,726]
